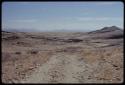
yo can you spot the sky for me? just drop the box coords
[2,1,124,32]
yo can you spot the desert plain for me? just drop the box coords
[2,26,124,83]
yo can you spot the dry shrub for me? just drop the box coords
[102,47,123,68]
[27,49,39,54]
[2,52,18,62]
[2,51,53,83]
[3,35,20,40]
[94,63,114,81]
[16,41,31,47]
[79,49,101,64]
[15,52,21,55]
[2,52,11,62]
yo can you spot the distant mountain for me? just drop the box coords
[2,28,20,32]
[88,26,123,39]
[88,26,123,34]
[2,28,38,32]
[2,28,92,32]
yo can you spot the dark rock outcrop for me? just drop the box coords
[88,26,123,39]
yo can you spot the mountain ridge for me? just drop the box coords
[88,26,123,34]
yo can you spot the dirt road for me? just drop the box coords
[2,28,123,83]
[20,52,102,83]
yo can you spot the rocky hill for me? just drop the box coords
[88,26,123,39]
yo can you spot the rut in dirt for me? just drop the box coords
[20,53,99,83]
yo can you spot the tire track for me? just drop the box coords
[20,53,87,83]
[20,40,122,83]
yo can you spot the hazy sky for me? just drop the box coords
[2,2,123,32]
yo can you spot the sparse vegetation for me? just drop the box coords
[15,52,21,54]
[27,49,39,54]
[2,26,123,83]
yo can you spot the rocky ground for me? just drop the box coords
[2,26,124,83]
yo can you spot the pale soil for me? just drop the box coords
[20,52,110,83]
[20,47,123,83]
[2,32,123,83]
